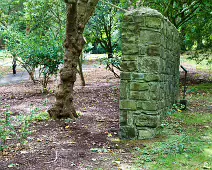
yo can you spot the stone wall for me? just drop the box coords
[120,7,181,139]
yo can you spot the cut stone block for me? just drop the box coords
[120,100,137,110]
[130,82,149,91]
[138,128,156,139]
[135,114,159,127]
[120,126,136,139]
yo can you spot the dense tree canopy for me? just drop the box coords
[88,0,211,52]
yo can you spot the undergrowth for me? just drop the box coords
[0,105,50,152]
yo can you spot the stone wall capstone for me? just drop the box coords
[120,7,181,139]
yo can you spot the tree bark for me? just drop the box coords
[48,0,99,119]
[78,54,86,86]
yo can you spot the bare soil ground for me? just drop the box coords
[0,59,211,170]
[0,62,139,170]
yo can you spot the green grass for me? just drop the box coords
[181,52,212,72]
[133,83,212,170]
[133,115,212,169]
[173,112,212,125]
[187,83,212,94]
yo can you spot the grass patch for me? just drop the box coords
[0,66,13,78]
[181,52,212,72]
[173,112,212,126]
[187,83,212,94]
[133,83,212,170]
[134,114,212,169]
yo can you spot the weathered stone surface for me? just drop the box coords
[122,43,139,55]
[149,82,158,92]
[137,101,157,111]
[134,15,145,24]
[138,128,156,139]
[120,110,128,126]
[120,81,128,99]
[120,7,180,140]
[140,30,161,45]
[139,46,147,55]
[132,73,145,80]
[120,126,136,139]
[147,45,160,56]
[123,16,133,22]
[120,72,131,80]
[122,55,137,61]
[146,17,162,29]
[130,82,149,91]
[121,61,137,72]
[144,74,160,82]
[138,58,160,73]
[135,114,159,127]
[129,91,149,100]
[120,100,137,110]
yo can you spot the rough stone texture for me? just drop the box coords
[120,7,180,139]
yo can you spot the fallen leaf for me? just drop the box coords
[37,138,42,142]
[65,125,70,129]
[108,133,112,137]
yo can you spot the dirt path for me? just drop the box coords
[0,54,105,86]
[0,71,30,86]
[180,57,212,84]
[0,63,102,86]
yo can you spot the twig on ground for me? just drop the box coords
[44,150,58,164]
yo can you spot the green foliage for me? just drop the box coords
[173,112,212,126]
[4,29,64,88]
[187,50,212,67]
[84,0,122,55]
[166,103,186,115]
[117,0,212,58]
[0,108,31,151]
[100,54,121,70]
[0,0,66,89]
[27,111,50,122]
[0,105,50,152]
[184,1,212,51]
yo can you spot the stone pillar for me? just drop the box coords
[120,7,180,139]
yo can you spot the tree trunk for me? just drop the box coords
[197,36,203,50]
[12,58,17,75]
[48,0,99,119]
[78,54,86,86]
[180,26,187,52]
[48,3,84,119]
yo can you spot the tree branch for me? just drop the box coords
[176,5,199,28]
[64,0,77,4]
[174,0,201,19]
[102,0,128,12]
[164,0,174,17]
[83,0,100,25]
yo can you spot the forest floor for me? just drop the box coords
[0,57,211,170]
